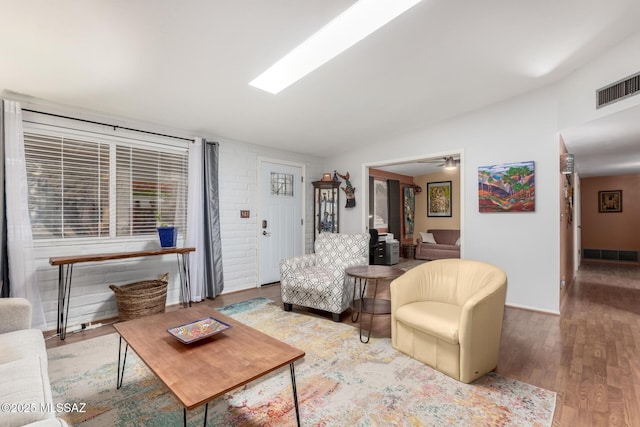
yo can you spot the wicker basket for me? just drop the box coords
[110,279,168,322]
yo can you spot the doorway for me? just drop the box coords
[258,159,305,285]
[362,151,464,257]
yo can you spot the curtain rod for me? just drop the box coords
[21,108,195,143]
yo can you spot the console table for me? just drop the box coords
[49,247,195,340]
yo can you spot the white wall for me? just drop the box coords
[217,138,323,292]
[325,87,562,314]
[559,31,640,129]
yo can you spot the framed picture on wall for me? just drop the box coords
[598,190,622,212]
[478,161,535,212]
[427,181,452,217]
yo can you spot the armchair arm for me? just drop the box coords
[458,279,507,383]
[328,256,368,283]
[0,298,32,334]
[279,254,316,280]
[341,256,368,269]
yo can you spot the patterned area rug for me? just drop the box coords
[48,298,556,426]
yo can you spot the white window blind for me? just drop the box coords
[116,145,188,236]
[24,133,110,239]
[23,129,188,240]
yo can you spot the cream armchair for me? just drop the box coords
[280,233,370,321]
[390,259,507,383]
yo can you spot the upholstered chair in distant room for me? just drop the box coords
[280,233,370,321]
[390,259,507,383]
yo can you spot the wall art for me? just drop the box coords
[478,161,535,212]
[404,186,415,234]
[427,181,452,217]
[598,190,622,212]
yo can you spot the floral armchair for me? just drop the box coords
[280,233,370,321]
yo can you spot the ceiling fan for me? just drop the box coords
[420,156,460,170]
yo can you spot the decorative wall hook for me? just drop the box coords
[336,171,356,208]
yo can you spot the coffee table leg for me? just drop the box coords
[116,336,129,389]
[290,362,301,426]
[183,403,208,427]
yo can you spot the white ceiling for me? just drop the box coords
[2,0,640,177]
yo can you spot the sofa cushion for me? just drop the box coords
[0,355,54,426]
[0,329,47,365]
[394,301,461,345]
[419,232,437,244]
[428,229,460,245]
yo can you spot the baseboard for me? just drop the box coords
[505,303,560,316]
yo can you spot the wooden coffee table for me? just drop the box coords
[346,265,405,343]
[113,305,305,426]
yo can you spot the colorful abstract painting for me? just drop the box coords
[478,161,535,212]
[404,186,415,234]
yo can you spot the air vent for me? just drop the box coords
[596,72,640,108]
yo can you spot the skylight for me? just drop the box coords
[249,0,423,94]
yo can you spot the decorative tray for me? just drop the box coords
[167,317,232,344]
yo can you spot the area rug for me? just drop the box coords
[48,298,556,426]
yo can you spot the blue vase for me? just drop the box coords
[157,226,177,248]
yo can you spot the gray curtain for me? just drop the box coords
[0,100,8,298]
[388,179,401,239]
[203,139,224,298]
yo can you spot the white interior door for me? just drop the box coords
[259,161,303,285]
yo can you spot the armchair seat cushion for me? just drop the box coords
[395,301,461,345]
[289,266,334,287]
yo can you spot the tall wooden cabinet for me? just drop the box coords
[312,180,341,242]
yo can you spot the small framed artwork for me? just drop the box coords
[598,190,622,213]
[427,181,452,217]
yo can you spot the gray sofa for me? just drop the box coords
[415,229,461,260]
[0,298,68,427]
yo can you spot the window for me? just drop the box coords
[24,126,188,240]
[270,172,294,197]
[116,145,188,236]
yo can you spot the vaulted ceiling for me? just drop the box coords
[2,0,640,176]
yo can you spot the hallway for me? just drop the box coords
[497,260,640,426]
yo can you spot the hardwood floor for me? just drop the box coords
[45,259,640,426]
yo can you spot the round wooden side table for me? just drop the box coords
[345,265,405,343]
